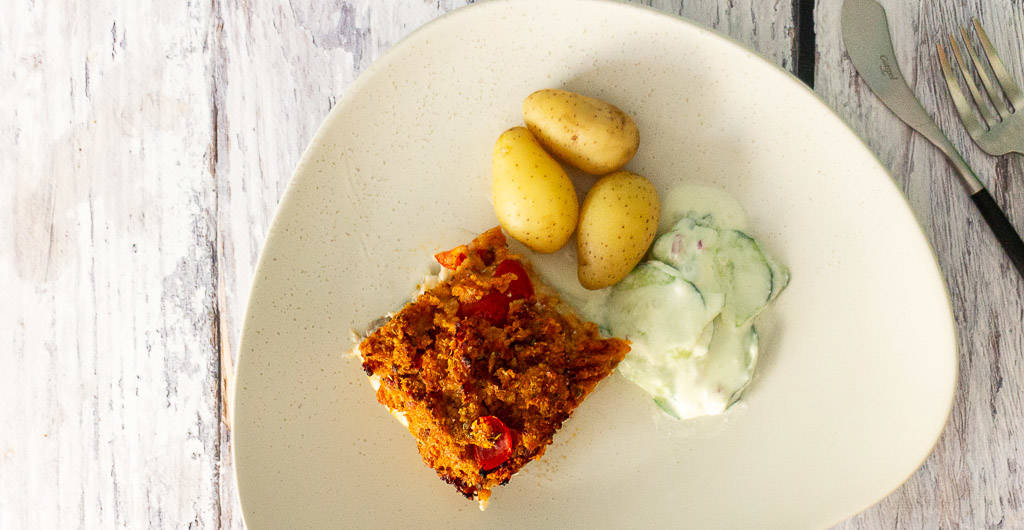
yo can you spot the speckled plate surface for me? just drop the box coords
[232,1,957,527]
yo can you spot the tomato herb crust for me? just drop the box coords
[358,227,629,507]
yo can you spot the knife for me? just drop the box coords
[841,0,1024,279]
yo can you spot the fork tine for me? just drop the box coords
[948,34,998,126]
[973,18,1024,110]
[937,43,988,138]
[959,26,1011,118]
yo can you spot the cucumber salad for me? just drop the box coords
[526,184,788,420]
[607,185,788,419]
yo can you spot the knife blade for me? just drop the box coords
[841,0,982,194]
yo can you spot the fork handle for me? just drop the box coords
[970,188,1024,279]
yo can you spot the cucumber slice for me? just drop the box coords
[651,217,716,264]
[745,326,760,372]
[652,220,779,325]
[716,230,773,325]
[691,320,716,359]
[615,260,678,290]
[766,254,790,302]
[650,217,721,288]
[609,263,723,355]
[699,321,759,407]
[729,326,759,406]
[653,397,681,419]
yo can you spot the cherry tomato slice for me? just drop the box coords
[458,292,508,323]
[434,248,467,270]
[473,415,515,471]
[494,259,533,300]
[456,259,533,324]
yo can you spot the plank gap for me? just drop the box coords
[796,0,816,87]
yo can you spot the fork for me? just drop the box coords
[937,19,1024,155]
[934,19,1024,277]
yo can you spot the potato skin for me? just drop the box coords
[523,89,639,176]
[577,171,660,289]
[491,127,579,253]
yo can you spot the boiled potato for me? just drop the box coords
[577,171,660,289]
[492,127,579,253]
[523,89,639,175]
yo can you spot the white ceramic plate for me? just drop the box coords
[232,1,957,527]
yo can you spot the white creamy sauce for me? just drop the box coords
[606,261,723,357]
[535,184,788,420]
[658,184,749,234]
[367,372,410,428]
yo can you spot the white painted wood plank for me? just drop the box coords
[1,1,222,528]
[815,0,1024,527]
[641,0,798,72]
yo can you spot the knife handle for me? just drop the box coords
[970,188,1024,280]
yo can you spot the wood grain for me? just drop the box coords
[1,1,222,527]
[815,0,1024,528]
[3,1,797,527]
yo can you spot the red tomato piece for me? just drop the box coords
[456,259,533,325]
[434,248,466,270]
[458,292,508,323]
[473,415,515,471]
[494,259,533,300]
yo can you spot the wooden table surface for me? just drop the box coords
[4,0,1023,527]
